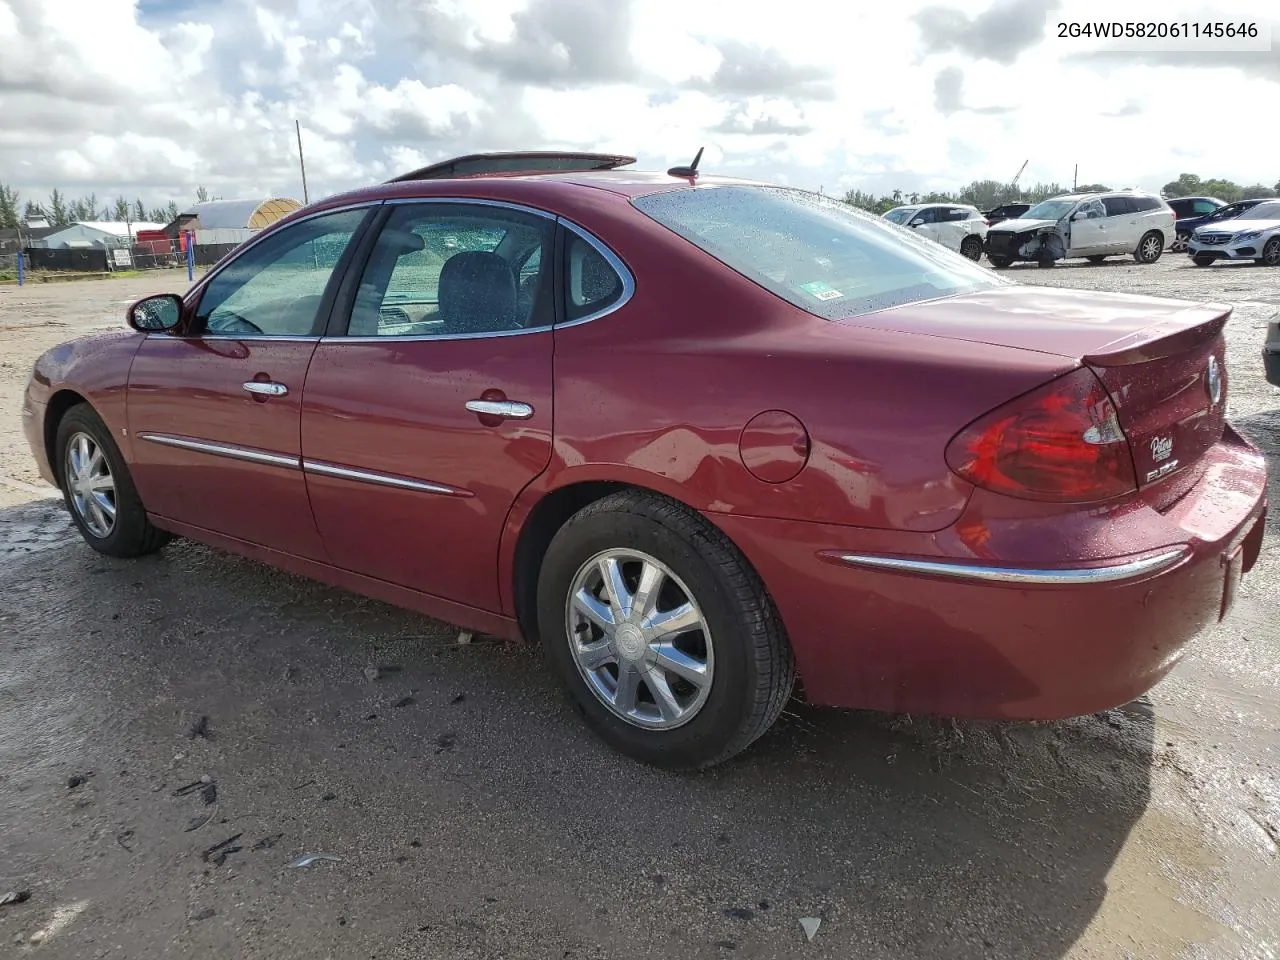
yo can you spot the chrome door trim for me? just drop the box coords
[382,196,557,220]
[302,459,471,497]
[149,334,323,343]
[137,432,300,469]
[321,325,553,344]
[555,217,636,329]
[243,381,289,397]
[835,547,1189,585]
[465,399,534,420]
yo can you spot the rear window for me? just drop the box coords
[633,185,1005,320]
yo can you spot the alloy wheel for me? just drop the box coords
[1264,238,1280,266]
[565,548,714,730]
[64,431,116,538]
[1140,235,1162,262]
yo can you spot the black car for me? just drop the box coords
[1167,196,1237,251]
[1265,315,1280,387]
[982,203,1031,226]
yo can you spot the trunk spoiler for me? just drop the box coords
[1082,306,1230,367]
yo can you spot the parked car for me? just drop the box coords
[984,190,1175,268]
[23,152,1268,769]
[1174,198,1270,251]
[982,203,1032,226]
[1166,195,1226,251]
[1265,314,1280,386]
[1188,200,1280,267]
[882,203,988,260]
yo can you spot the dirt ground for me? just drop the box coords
[0,258,1278,960]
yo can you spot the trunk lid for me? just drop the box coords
[840,286,1231,501]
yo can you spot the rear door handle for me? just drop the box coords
[243,381,289,397]
[466,399,533,420]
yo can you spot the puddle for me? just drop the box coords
[0,500,76,563]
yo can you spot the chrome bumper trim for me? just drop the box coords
[837,548,1189,585]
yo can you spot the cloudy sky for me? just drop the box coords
[1,0,1277,210]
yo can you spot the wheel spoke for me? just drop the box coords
[613,663,640,714]
[644,669,683,724]
[643,602,702,643]
[87,473,114,492]
[75,436,92,478]
[572,588,615,634]
[87,445,105,475]
[598,556,632,620]
[652,643,710,689]
[576,637,614,672]
[630,561,665,622]
[88,501,108,532]
[91,491,116,518]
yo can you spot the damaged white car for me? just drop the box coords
[1188,199,1280,267]
[882,203,988,260]
[983,191,1174,269]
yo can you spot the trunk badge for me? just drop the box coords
[1206,355,1222,404]
[1151,436,1174,462]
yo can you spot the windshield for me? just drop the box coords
[882,206,919,225]
[633,185,1007,320]
[1021,199,1078,221]
[1238,201,1280,221]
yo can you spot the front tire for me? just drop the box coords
[537,490,794,769]
[987,255,1012,269]
[1192,255,1215,267]
[1135,230,1164,263]
[960,236,982,261]
[1261,236,1280,266]
[55,403,170,558]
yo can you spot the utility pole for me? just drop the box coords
[1073,164,1078,191]
[295,120,310,205]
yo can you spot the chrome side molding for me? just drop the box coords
[835,547,1190,585]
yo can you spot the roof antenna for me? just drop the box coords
[667,146,704,180]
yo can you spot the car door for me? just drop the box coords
[126,205,374,558]
[1065,199,1108,255]
[299,200,559,612]
[1101,195,1139,251]
[907,206,940,241]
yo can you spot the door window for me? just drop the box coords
[910,207,939,225]
[1076,199,1105,220]
[347,204,554,337]
[1102,196,1134,217]
[194,207,370,337]
[1192,200,1220,215]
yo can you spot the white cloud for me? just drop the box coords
[0,0,1275,217]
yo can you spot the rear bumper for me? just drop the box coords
[708,428,1268,720]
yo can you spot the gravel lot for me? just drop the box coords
[1,257,1278,960]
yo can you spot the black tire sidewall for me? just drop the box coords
[960,236,981,260]
[1264,238,1280,266]
[55,405,153,556]
[537,508,757,767]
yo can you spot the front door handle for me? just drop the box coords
[243,381,289,397]
[466,399,533,420]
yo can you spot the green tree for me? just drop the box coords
[133,199,147,222]
[1239,183,1279,199]
[113,197,130,221]
[23,201,43,221]
[1075,183,1110,193]
[167,201,179,220]
[1161,173,1202,197]
[0,184,19,229]
[195,185,210,203]
[47,189,68,225]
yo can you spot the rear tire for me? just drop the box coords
[55,403,171,558]
[536,490,795,770]
[1134,230,1164,264]
[987,255,1012,269]
[1262,236,1280,266]
[1170,232,1189,252]
[1192,255,1215,267]
[960,236,983,261]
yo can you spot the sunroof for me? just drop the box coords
[387,152,637,183]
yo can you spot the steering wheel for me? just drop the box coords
[208,311,264,335]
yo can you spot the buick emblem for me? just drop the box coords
[1206,355,1222,404]
[1150,436,1174,462]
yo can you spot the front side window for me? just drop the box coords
[633,185,1005,321]
[1238,201,1280,221]
[1023,199,1078,221]
[882,206,918,225]
[195,207,370,337]
[1192,200,1220,215]
[347,204,553,337]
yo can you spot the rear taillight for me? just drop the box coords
[945,368,1137,503]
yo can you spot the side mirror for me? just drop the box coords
[908,218,924,227]
[128,293,183,333]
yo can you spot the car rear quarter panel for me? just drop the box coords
[544,198,1069,517]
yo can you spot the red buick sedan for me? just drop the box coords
[22,152,1268,769]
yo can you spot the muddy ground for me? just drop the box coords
[0,258,1277,960]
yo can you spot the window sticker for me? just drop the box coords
[798,279,844,301]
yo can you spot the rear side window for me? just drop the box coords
[1103,196,1134,216]
[563,231,627,322]
[633,185,1005,320]
[1130,196,1160,212]
[1192,200,1219,215]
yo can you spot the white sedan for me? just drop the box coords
[882,203,988,260]
[1188,199,1280,267]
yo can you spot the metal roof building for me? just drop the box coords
[178,198,302,231]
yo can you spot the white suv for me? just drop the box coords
[983,190,1174,268]
[882,203,988,260]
